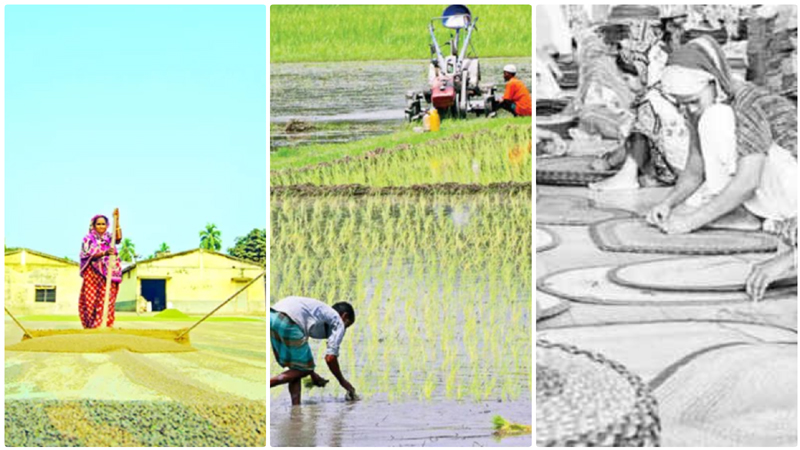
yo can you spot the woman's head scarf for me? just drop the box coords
[80,214,122,282]
[661,35,733,101]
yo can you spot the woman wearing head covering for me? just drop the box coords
[589,45,690,190]
[648,35,797,234]
[79,208,123,328]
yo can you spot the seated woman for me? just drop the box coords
[589,48,690,190]
[646,35,797,235]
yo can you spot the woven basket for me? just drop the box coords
[536,156,615,186]
[537,339,660,447]
[536,99,570,117]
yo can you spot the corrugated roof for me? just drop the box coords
[122,248,263,274]
[4,248,79,266]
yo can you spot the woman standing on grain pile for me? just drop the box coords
[79,208,122,328]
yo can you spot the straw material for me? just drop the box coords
[537,292,570,322]
[536,339,660,447]
[538,265,798,306]
[538,321,797,384]
[591,218,781,254]
[536,156,615,186]
[537,227,559,252]
[537,195,632,226]
[6,332,196,354]
[610,255,798,292]
[655,343,796,447]
[536,99,570,116]
[536,115,578,139]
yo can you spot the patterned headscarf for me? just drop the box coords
[662,35,733,101]
[80,214,122,282]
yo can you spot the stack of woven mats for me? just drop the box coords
[556,57,578,90]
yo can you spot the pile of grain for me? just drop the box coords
[6,333,195,354]
[5,400,266,446]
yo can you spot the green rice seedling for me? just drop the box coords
[270,192,531,404]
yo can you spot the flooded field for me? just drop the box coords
[270,58,532,150]
[270,193,532,446]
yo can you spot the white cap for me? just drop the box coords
[503,64,517,74]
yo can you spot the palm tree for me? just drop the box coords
[199,223,222,251]
[120,238,136,262]
[154,242,170,258]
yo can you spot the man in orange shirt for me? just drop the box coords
[498,65,532,117]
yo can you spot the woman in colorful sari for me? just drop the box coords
[646,35,797,235]
[79,208,122,328]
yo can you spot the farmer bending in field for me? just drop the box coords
[270,296,357,405]
[497,64,532,117]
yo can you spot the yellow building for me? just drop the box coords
[4,248,82,315]
[118,248,266,315]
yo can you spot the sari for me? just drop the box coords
[661,35,798,222]
[78,215,122,329]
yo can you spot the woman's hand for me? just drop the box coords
[113,208,120,220]
[659,213,698,235]
[746,253,795,302]
[645,202,672,227]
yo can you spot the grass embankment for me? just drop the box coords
[270,5,532,63]
[270,117,529,171]
[271,122,532,187]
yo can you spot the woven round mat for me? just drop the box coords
[538,321,797,384]
[591,217,781,255]
[538,265,798,306]
[655,343,796,447]
[536,339,660,447]
[536,156,615,186]
[537,195,633,226]
[537,226,560,253]
[536,115,578,139]
[537,292,570,322]
[610,255,798,292]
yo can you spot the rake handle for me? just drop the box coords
[174,270,265,341]
[5,307,33,339]
[100,212,117,329]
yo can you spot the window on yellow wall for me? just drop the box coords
[35,286,56,303]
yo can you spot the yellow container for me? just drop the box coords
[429,108,440,132]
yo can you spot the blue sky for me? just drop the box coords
[5,5,266,259]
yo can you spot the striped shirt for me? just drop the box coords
[733,82,797,158]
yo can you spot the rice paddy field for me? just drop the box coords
[270,192,532,446]
[270,5,531,63]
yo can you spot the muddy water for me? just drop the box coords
[270,58,532,149]
[270,399,531,447]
